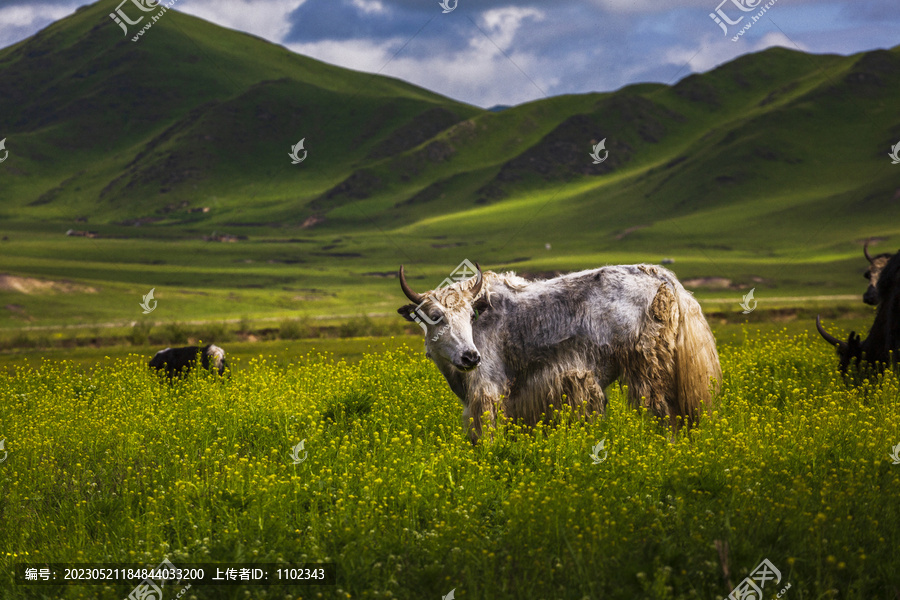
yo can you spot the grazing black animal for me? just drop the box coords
[861,240,896,306]
[818,250,900,374]
[149,344,227,379]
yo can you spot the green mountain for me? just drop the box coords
[1,1,899,328]
[0,1,480,223]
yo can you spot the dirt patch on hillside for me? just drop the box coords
[682,277,733,289]
[301,216,325,229]
[614,225,648,240]
[0,274,97,294]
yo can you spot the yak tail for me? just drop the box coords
[672,284,722,427]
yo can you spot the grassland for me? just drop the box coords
[0,224,893,334]
[1,322,899,599]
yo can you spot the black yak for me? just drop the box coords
[149,344,227,379]
[861,240,896,306]
[818,250,900,374]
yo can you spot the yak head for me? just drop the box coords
[397,263,490,373]
[862,240,894,306]
[148,347,173,369]
[816,316,863,374]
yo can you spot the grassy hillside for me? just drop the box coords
[0,1,479,223]
[1,2,899,331]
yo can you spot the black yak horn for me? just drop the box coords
[816,315,843,347]
[864,239,874,263]
[399,265,424,304]
[470,262,483,297]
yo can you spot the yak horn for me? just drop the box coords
[470,263,483,297]
[399,265,424,304]
[816,315,843,347]
[864,239,874,263]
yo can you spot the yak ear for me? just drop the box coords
[472,293,492,314]
[398,304,418,322]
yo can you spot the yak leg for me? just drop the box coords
[556,369,607,421]
[462,384,507,445]
[623,283,681,428]
[511,365,607,429]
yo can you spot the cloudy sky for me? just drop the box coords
[2,0,898,107]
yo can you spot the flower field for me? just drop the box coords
[1,329,899,599]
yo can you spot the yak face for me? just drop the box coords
[204,344,227,375]
[400,295,482,371]
[862,240,894,306]
[397,264,487,373]
[863,254,891,305]
[148,347,174,369]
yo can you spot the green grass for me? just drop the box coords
[0,223,892,329]
[1,326,898,599]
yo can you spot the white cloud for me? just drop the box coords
[479,6,544,49]
[664,42,727,75]
[662,28,807,82]
[287,37,399,74]
[752,30,806,52]
[288,34,557,107]
[391,46,556,107]
[176,0,307,41]
[349,0,388,15]
[286,6,552,106]
[0,3,78,49]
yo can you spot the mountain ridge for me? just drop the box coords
[0,3,898,322]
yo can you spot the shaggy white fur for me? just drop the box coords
[399,264,722,443]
